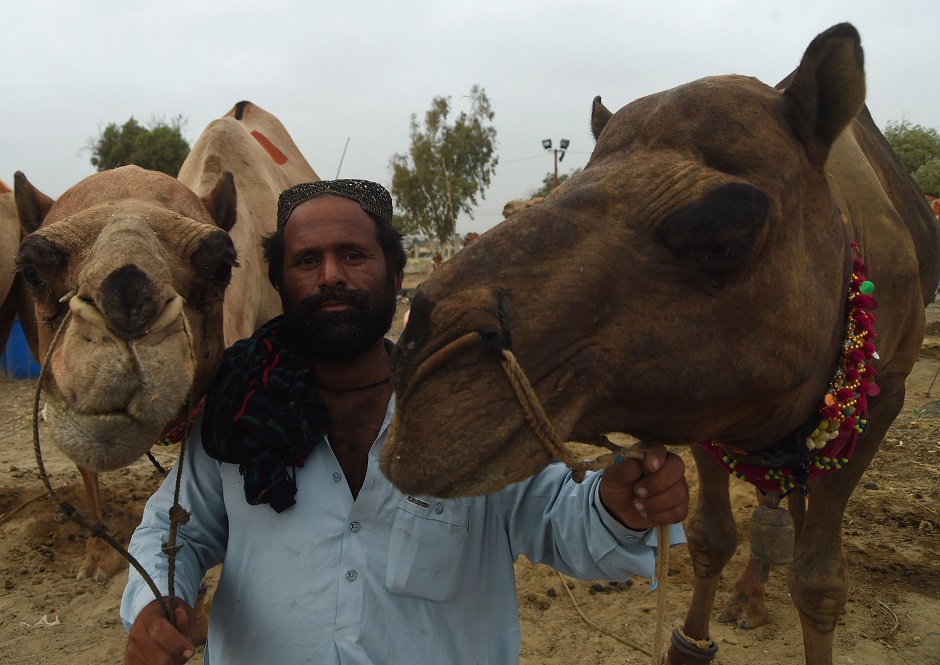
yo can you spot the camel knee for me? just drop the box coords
[788,563,848,633]
[686,519,737,578]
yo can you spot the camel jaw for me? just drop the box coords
[37,305,198,473]
[380,399,555,498]
[42,391,168,472]
[386,294,593,497]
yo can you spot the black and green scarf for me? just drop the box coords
[201,315,329,512]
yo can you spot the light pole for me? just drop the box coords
[542,138,570,190]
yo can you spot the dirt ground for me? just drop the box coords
[0,291,937,664]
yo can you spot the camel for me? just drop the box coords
[1,182,39,380]
[0,181,25,346]
[383,24,940,665]
[501,196,543,218]
[14,101,319,582]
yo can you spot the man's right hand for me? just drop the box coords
[124,599,196,665]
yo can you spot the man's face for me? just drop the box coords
[280,195,402,359]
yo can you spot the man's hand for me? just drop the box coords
[599,442,688,531]
[124,598,196,665]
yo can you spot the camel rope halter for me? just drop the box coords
[391,326,670,665]
[31,289,196,627]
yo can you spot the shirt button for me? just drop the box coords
[349,521,360,532]
[435,503,444,514]
[332,472,342,483]
[346,570,357,582]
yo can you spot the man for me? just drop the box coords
[121,179,688,665]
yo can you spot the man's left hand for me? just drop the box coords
[598,442,688,531]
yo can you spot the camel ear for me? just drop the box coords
[783,23,865,166]
[13,171,55,233]
[591,96,613,142]
[201,171,237,232]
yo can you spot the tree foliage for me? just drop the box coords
[390,86,498,241]
[528,168,582,199]
[88,115,191,176]
[884,120,940,195]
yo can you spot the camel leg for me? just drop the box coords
[0,305,16,350]
[715,550,769,629]
[791,373,905,665]
[666,446,736,664]
[76,466,127,582]
[788,488,806,539]
[714,487,781,630]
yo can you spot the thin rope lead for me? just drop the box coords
[163,313,197,624]
[498,348,669,665]
[391,333,671,662]
[556,570,652,657]
[30,296,198,626]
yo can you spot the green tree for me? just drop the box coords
[528,168,582,199]
[390,86,498,241]
[884,120,940,195]
[88,115,190,176]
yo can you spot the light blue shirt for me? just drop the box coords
[121,395,683,664]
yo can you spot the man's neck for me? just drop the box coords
[309,338,391,391]
[310,338,393,500]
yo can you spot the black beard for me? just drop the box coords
[282,280,396,360]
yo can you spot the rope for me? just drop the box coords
[392,332,672,662]
[163,313,197,624]
[556,570,652,657]
[498,348,670,664]
[30,295,196,627]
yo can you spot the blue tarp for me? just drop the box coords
[1,319,40,379]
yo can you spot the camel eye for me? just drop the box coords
[21,265,45,289]
[190,231,239,300]
[213,261,233,283]
[16,234,68,294]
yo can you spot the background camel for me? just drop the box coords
[0,181,28,350]
[13,101,318,583]
[384,23,940,665]
[501,197,544,218]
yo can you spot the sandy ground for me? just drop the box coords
[0,289,937,664]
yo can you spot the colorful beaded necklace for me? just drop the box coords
[701,243,878,495]
[156,397,206,447]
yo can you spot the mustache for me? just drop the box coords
[296,286,373,312]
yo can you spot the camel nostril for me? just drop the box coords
[99,264,163,339]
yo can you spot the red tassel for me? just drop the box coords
[836,388,856,401]
[861,381,880,396]
[822,405,841,419]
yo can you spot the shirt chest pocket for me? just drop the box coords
[385,494,470,602]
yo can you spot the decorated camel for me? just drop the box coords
[384,24,940,665]
[14,101,318,582]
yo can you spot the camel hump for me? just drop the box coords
[232,100,252,120]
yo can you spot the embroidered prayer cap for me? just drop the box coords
[276,179,394,230]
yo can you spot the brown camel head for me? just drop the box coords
[14,165,238,471]
[385,24,868,497]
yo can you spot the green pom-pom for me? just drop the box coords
[859,281,874,295]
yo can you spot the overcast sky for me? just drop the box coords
[2,1,936,235]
